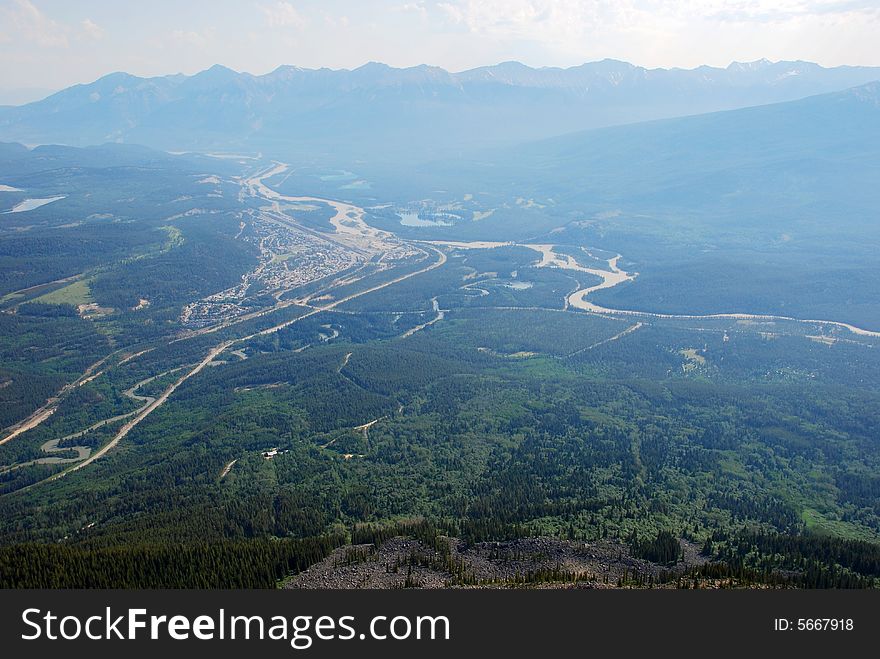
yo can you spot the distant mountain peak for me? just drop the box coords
[493,61,533,70]
[847,80,880,106]
[728,58,773,71]
[591,58,636,68]
[194,63,240,79]
[94,71,142,84]
[356,61,392,73]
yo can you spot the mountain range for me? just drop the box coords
[457,81,880,328]
[475,80,880,211]
[1,59,878,162]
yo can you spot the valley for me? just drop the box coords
[0,162,450,484]
[2,151,878,503]
[427,239,880,341]
[1,73,880,591]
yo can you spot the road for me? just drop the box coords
[0,355,113,446]
[220,459,238,479]
[50,341,233,480]
[400,297,444,338]
[5,164,448,486]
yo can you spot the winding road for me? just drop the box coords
[9,163,876,490]
[2,163,448,487]
[0,355,113,447]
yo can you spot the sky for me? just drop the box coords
[1,0,879,100]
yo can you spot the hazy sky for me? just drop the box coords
[2,0,879,94]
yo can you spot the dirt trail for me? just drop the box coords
[0,367,186,473]
[49,342,232,481]
[323,417,383,450]
[400,297,444,338]
[0,355,112,446]
[220,459,237,479]
[353,418,381,440]
[0,407,57,448]
[119,348,154,365]
[568,322,644,357]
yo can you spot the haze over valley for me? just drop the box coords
[2,47,880,589]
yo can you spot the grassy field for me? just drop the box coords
[35,279,93,307]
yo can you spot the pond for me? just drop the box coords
[397,211,452,227]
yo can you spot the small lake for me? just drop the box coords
[398,211,453,227]
[506,281,534,290]
[319,171,358,182]
[340,179,372,190]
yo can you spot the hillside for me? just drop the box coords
[465,83,880,328]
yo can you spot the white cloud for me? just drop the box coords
[685,0,880,23]
[80,18,104,41]
[437,1,623,46]
[2,0,880,91]
[169,29,211,47]
[434,1,880,35]
[2,0,69,47]
[262,1,307,29]
[401,2,430,19]
[431,0,880,65]
[437,2,463,22]
[322,12,351,28]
